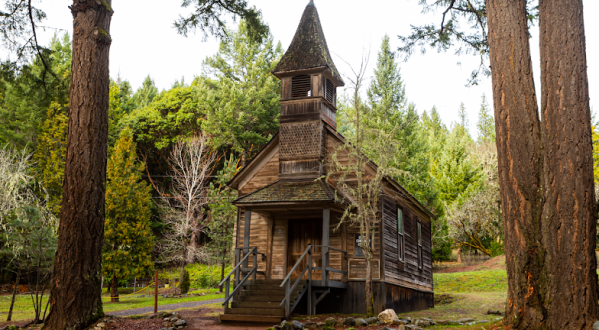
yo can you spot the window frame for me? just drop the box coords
[417,221,423,270]
[397,207,405,262]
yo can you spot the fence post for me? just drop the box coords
[225,277,230,312]
[154,270,158,314]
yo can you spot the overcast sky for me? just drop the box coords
[10,0,599,135]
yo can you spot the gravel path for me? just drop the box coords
[107,298,225,317]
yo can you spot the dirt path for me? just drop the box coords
[107,298,225,317]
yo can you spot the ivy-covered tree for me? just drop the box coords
[103,127,154,303]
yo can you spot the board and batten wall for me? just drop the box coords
[381,192,433,292]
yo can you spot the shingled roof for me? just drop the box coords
[273,1,343,84]
[233,180,347,204]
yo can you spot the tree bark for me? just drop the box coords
[538,0,598,327]
[6,268,20,322]
[487,0,598,328]
[110,276,119,303]
[44,1,113,329]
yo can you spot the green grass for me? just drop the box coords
[434,270,508,293]
[0,289,225,323]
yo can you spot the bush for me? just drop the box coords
[186,263,233,289]
[180,269,190,294]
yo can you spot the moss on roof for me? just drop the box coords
[234,180,343,204]
[273,2,343,84]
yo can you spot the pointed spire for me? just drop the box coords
[273,2,343,85]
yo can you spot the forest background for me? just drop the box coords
[1,0,599,319]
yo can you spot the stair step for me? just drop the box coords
[226,307,285,316]
[231,301,283,309]
[240,289,286,297]
[246,283,287,290]
[219,314,283,323]
[237,295,285,302]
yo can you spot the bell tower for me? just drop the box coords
[273,0,344,180]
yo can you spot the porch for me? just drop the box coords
[219,206,349,322]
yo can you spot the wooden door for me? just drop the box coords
[287,219,322,280]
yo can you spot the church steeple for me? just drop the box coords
[273,1,343,85]
[274,2,342,181]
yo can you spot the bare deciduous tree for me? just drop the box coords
[328,54,402,316]
[0,146,32,226]
[156,134,216,291]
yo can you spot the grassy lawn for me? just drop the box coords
[434,270,508,294]
[0,288,225,323]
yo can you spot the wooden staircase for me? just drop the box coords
[219,280,307,323]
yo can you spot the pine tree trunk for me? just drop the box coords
[110,276,119,303]
[6,268,20,322]
[538,0,598,327]
[487,0,598,328]
[44,1,113,329]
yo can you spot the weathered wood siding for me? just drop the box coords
[271,216,287,280]
[239,151,279,196]
[381,194,433,291]
[311,282,433,315]
[329,216,345,281]
[236,210,271,280]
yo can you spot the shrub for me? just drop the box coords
[180,269,190,294]
[186,263,232,289]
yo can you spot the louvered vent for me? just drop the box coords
[325,78,335,103]
[292,75,311,98]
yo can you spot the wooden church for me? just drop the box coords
[219,1,435,323]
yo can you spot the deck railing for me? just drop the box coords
[218,247,266,309]
[279,245,347,317]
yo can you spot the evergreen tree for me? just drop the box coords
[34,102,68,218]
[132,75,158,108]
[196,19,283,164]
[476,94,495,143]
[433,125,482,207]
[364,35,436,219]
[0,33,71,150]
[457,102,470,136]
[108,79,136,147]
[367,35,406,119]
[103,127,154,303]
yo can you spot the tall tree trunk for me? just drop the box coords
[487,0,598,328]
[44,1,113,329]
[110,276,119,303]
[538,0,598,327]
[6,268,20,322]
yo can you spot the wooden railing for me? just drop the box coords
[218,247,265,309]
[279,245,347,317]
